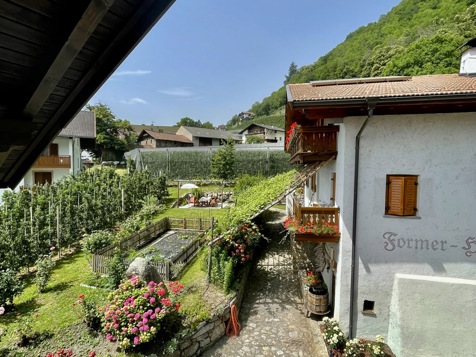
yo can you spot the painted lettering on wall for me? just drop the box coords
[382,232,476,257]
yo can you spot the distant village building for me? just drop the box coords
[137,129,192,148]
[131,124,179,135]
[238,123,285,144]
[176,126,242,146]
[239,111,254,122]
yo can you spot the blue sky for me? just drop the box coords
[88,0,401,127]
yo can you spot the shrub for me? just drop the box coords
[103,276,184,350]
[73,294,102,331]
[35,256,55,293]
[106,250,127,289]
[0,269,25,307]
[233,174,264,196]
[83,231,114,254]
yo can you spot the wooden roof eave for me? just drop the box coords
[285,93,476,131]
[2,0,176,188]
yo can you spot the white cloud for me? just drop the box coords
[159,87,194,97]
[113,70,151,76]
[121,97,148,105]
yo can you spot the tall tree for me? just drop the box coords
[202,121,215,129]
[176,117,200,127]
[176,117,215,129]
[284,61,298,84]
[211,138,236,181]
[86,103,137,161]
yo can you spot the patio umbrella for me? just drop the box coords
[180,183,199,189]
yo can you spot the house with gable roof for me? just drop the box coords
[137,129,193,148]
[176,126,242,146]
[284,46,476,356]
[238,123,285,144]
[21,111,95,188]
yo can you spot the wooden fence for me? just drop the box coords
[91,217,212,280]
[168,217,212,231]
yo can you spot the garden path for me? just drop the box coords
[201,212,328,357]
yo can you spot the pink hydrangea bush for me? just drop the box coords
[103,276,183,350]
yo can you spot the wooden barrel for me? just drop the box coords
[307,290,328,314]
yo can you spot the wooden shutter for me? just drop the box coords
[386,175,418,216]
[403,176,418,215]
[311,172,317,193]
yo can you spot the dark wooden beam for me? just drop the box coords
[23,0,115,118]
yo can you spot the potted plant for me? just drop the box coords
[304,271,327,295]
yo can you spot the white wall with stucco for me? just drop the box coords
[335,112,476,356]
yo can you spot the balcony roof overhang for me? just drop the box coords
[0,0,175,188]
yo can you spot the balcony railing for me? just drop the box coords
[287,125,339,164]
[32,155,71,168]
[291,196,340,243]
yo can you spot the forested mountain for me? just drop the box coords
[227,0,476,129]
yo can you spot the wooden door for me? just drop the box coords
[49,143,58,156]
[34,172,52,185]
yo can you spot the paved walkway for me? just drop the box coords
[202,220,328,357]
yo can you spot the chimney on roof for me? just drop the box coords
[460,38,476,76]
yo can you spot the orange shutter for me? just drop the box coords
[387,176,404,215]
[403,176,418,215]
[386,175,418,216]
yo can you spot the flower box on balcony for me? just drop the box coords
[294,232,340,243]
[284,214,340,244]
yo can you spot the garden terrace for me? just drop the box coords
[92,217,212,280]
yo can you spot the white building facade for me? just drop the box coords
[286,74,476,356]
[0,111,95,200]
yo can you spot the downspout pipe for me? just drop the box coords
[349,98,378,339]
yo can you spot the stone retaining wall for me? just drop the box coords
[162,262,251,357]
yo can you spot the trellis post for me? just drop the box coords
[207,217,214,282]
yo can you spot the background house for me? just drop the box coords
[285,68,476,356]
[22,111,96,188]
[176,126,242,146]
[238,123,285,144]
[137,129,192,148]
[131,124,179,135]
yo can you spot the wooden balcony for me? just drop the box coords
[291,197,340,243]
[287,125,339,164]
[32,155,71,168]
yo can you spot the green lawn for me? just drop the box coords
[0,251,109,346]
[0,183,238,354]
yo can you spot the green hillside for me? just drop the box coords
[228,0,476,129]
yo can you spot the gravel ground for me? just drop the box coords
[148,230,199,259]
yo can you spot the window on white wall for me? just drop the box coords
[385,175,418,216]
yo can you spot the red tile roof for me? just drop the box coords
[142,130,192,143]
[287,74,476,103]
